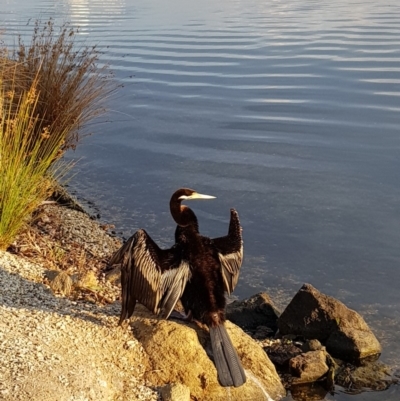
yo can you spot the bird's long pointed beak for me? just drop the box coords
[179,192,216,201]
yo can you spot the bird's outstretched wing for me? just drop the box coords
[212,209,243,294]
[109,229,191,324]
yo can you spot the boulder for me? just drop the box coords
[226,292,281,335]
[129,305,286,401]
[277,284,381,362]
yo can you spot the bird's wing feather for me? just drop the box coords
[212,209,243,294]
[218,247,243,294]
[109,229,190,322]
[159,261,191,318]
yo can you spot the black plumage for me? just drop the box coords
[109,188,245,387]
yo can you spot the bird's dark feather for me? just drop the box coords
[212,209,243,294]
[210,324,246,387]
[110,229,191,324]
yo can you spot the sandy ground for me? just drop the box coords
[0,202,160,401]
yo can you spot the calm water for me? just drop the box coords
[2,0,400,399]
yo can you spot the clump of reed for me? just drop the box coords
[0,74,63,249]
[9,19,115,150]
[0,19,115,249]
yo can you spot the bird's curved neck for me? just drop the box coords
[171,204,197,228]
[170,196,198,229]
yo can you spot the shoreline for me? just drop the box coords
[1,187,398,400]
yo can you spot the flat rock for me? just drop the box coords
[277,284,381,362]
[129,305,286,401]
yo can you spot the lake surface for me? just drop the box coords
[2,0,400,399]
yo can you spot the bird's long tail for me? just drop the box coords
[209,324,246,387]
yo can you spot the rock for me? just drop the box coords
[50,182,86,213]
[226,292,280,335]
[289,382,329,401]
[47,270,73,296]
[265,341,303,367]
[160,383,190,401]
[301,339,323,352]
[335,360,399,392]
[129,305,286,401]
[277,284,381,362]
[44,269,60,282]
[254,325,275,339]
[325,328,380,363]
[289,350,329,384]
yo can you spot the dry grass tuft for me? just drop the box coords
[0,75,65,249]
[3,19,116,152]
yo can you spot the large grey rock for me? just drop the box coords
[277,284,381,363]
[226,292,281,335]
[129,305,286,401]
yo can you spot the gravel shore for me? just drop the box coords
[0,202,159,401]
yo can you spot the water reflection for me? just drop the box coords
[66,0,126,27]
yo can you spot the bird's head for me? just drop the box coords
[170,188,215,227]
[175,188,216,202]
